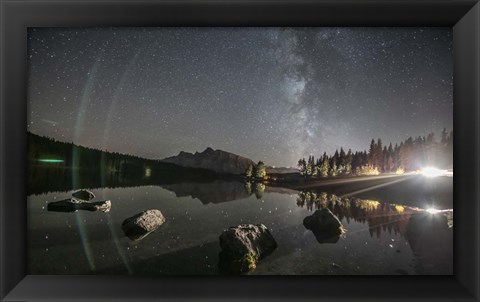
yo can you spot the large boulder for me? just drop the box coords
[47,198,111,212]
[406,211,453,273]
[406,211,450,249]
[303,208,345,243]
[122,209,165,241]
[218,224,277,274]
[72,189,95,201]
[407,212,449,234]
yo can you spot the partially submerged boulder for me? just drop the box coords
[218,224,277,274]
[406,211,452,272]
[86,200,111,212]
[122,209,165,241]
[406,211,450,249]
[47,198,111,213]
[407,211,449,235]
[303,208,345,243]
[72,189,95,201]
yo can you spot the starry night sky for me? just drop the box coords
[27,27,452,167]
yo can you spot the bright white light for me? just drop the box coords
[426,208,441,214]
[420,167,446,177]
[444,170,454,177]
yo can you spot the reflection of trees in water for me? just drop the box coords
[28,164,219,195]
[149,181,266,205]
[162,181,251,204]
[30,165,268,205]
[244,181,265,199]
[296,190,415,239]
[254,183,265,199]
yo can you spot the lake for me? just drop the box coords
[27,177,453,275]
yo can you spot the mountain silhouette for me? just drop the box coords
[161,147,254,175]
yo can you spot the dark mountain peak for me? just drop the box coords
[161,148,255,175]
[178,151,191,156]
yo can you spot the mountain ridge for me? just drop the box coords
[161,147,255,175]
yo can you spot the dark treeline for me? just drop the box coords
[29,131,162,176]
[297,129,453,177]
[27,132,220,194]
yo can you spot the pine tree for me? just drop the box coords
[298,158,306,175]
[255,161,266,178]
[426,132,435,144]
[387,155,394,173]
[245,163,254,178]
[330,161,337,176]
[375,138,383,170]
[368,139,376,166]
[339,147,346,165]
[345,149,353,175]
[447,130,453,146]
[307,155,315,176]
[441,128,448,145]
[320,156,329,177]
[333,149,339,167]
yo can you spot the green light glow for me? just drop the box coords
[38,159,64,163]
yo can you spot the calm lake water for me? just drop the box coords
[27,178,453,275]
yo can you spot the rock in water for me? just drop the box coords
[220,224,277,257]
[87,200,111,212]
[72,189,95,201]
[218,224,277,274]
[122,209,166,241]
[303,208,345,243]
[47,199,111,212]
[406,212,449,235]
[405,212,452,273]
[47,199,78,212]
[406,211,450,250]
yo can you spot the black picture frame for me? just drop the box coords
[1,0,479,301]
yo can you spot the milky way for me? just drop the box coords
[27,27,452,167]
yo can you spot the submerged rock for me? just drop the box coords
[122,209,165,241]
[47,198,111,212]
[406,211,453,273]
[218,224,277,274]
[407,212,449,234]
[303,208,345,243]
[72,189,95,201]
[406,211,450,250]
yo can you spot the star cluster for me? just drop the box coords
[27,27,452,167]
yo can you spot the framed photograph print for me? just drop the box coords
[1,0,479,301]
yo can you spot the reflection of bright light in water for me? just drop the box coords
[341,174,412,198]
[426,208,441,214]
[420,167,446,177]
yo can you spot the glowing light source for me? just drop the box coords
[426,208,441,214]
[420,167,446,177]
[394,205,405,213]
[37,159,64,163]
